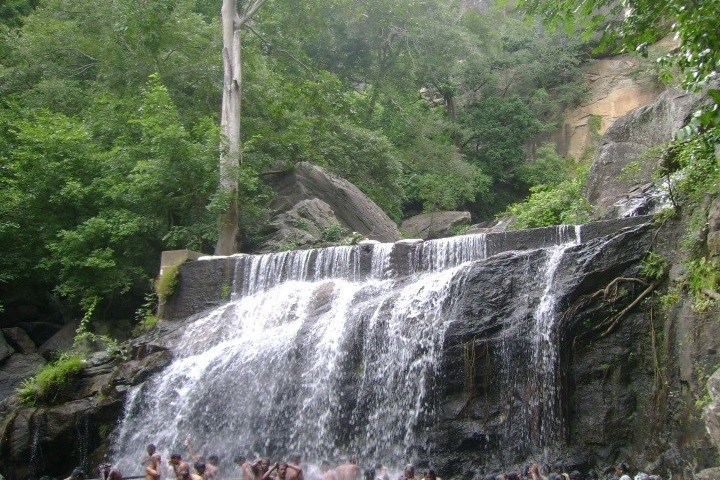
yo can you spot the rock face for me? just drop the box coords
[434,223,654,474]
[263,162,401,245]
[586,88,708,218]
[400,211,472,239]
[553,42,672,160]
[705,367,720,455]
[0,344,173,480]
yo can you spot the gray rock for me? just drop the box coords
[261,198,344,250]
[265,162,401,242]
[2,327,37,353]
[0,332,15,363]
[0,353,46,400]
[697,468,720,480]
[401,211,472,239]
[587,88,708,218]
[38,320,79,359]
[707,196,720,258]
[704,367,720,454]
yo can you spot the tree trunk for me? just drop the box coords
[216,0,242,255]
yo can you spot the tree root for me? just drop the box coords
[597,281,658,338]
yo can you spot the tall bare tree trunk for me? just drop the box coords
[216,0,242,255]
[215,0,268,255]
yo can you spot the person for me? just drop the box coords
[374,464,389,480]
[263,463,284,480]
[234,455,256,480]
[64,468,86,480]
[587,471,599,480]
[206,456,220,480]
[286,455,304,480]
[422,469,441,480]
[320,461,337,480]
[399,465,418,480]
[336,459,361,480]
[144,443,162,480]
[179,465,202,480]
[256,459,274,480]
[99,464,123,480]
[569,472,582,480]
[529,464,542,480]
[184,437,221,480]
[615,464,631,480]
[170,454,191,480]
[195,462,211,480]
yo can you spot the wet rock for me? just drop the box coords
[264,162,401,242]
[2,327,37,354]
[401,211,472,239]
[435,223,653,475]
[110,349,173,386]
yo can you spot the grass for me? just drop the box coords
[155,264,180,300]
[17,354,85,406]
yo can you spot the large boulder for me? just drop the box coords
[261,198,345,251]
[0,353,45,400]
[586,88,708,218]
[0,332,14,363]
[400,211,472,239]
[264,162,401,243]
[38,320,79,359]
[1,328,37,354]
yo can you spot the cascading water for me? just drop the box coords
[528,226,580,450]
[112,225,582,473]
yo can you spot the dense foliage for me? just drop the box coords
[0,0,592,327]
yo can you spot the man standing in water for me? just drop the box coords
[320,461,337,480]
[170,454,190,479]
[99,464,123,480]
[286,455,304,480]
[144,444,162,480]
[234,455,257,480]
[336,458,361,480]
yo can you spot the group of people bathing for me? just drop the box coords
[64,441,655,480]
[140,441,437,480]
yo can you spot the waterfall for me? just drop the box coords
[112,225,585,473]
[529,239,577,450]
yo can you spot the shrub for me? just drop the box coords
[155,264,180,300]
[687,257,720,312]
[17,354,85,406]
[503,165,592,229]
[321,223,346,242]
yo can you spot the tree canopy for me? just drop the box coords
[0,0,611,327]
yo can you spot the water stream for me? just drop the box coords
[112,226,581,472]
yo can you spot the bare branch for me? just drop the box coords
[244,24,315,75]
[239,0,269,26]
